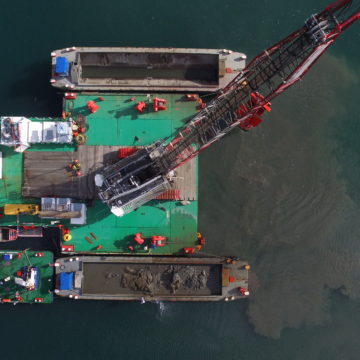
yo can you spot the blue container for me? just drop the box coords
[59,272,74,290]
[55,57,70,76]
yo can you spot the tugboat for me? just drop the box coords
[0,250,54,303]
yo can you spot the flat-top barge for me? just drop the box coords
[0,92,202,255]
[55,255,249,302]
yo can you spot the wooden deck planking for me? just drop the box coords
[23,151,80,198]
[23,146,197,201]
[173,157,197,201]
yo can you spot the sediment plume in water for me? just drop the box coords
[200,54,360,338]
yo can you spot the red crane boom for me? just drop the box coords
[96,0,360,216]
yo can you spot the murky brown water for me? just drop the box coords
[200,54,360,339]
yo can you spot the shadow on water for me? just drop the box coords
[0,227,62,256]
[8,60,62,117]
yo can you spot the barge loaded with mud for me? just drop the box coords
[50,47,246,92]
[55,256,249,302]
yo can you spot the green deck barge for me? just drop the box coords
[0,93,200,255]
[0,250,53,304]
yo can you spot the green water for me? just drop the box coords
[0,0,360,359]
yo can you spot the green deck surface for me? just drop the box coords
[67,200,198,254]
[65,93,198,146]
[0,250,53,303]
[0,93,200,254]
[0,147,24,204]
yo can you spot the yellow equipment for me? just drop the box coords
[63,234,72,242]
[4,204,39,216]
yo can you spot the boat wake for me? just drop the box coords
[154,300,168,319]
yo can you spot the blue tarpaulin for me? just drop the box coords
[55,57,70,76]
[59,272,74,290]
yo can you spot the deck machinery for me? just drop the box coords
[96,0,360,217]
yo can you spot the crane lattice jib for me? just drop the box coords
[96,0,359,217]
[154,0,360,174]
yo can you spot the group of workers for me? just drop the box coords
[67,159,82,177]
